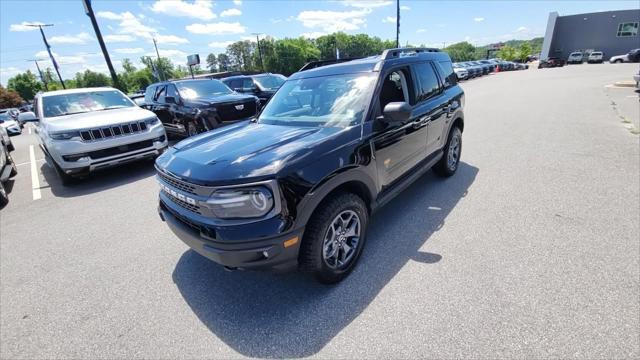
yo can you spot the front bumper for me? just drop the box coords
[47,122,167,174]
[159,199,302,271]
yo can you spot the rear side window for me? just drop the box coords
[144,85,156,103]
[154,85,166,103]
[436,61,457,88]
[229,79,242,90]
[412,62,441,102]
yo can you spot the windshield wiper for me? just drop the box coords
[55,111,90,117]
[96,106,127,111]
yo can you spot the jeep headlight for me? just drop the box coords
[50,131,81,141]
[145,117,160,126]
[205,186,274,219]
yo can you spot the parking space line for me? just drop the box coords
[28,127,32,135]
[29,145,42,200]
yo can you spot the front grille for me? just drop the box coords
[169,195,201,215]
[157,171,197,195]
[217,100,257,121]
[161,201,203,232]
[88,140,153,159]
[80,121,148,141]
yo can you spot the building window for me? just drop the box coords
[617,22,638,37]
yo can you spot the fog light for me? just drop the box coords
[262,250,269,258]
[63,154,90,162]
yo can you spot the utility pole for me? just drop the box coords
[82,0,119,88]
[26,24,65,89]
[152,37,163,81]
[396,0,400,48]
[252,33,264,72]
[27,59,48,90]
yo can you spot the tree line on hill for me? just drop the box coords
[1,32,543,107]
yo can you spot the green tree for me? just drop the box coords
[206,53,218,72]
[74,69,111,88]
[227,40,255,71]
[140,56,176,81]
[517,42,532,62]
[0,85,24,108]
[497,45,517,61]
[217,53,231,71]
[7,70,43,100]
[265,38,320,75]
[443,42,476,62]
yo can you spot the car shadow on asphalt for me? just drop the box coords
[171,162,478,358]
[40,159,157,198]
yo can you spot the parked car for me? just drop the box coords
[221,73,286,107]
[629,48,640,62]
[459,62,482,77]
[478,60,497,72]
[513,62,529,70]
[610,49,640,63]
[0,134,17,207]
[129,93,146,106]
[24,87,168,185]
[143,79,259,138]
[0,108,22,128]
[469,61,490,75]
[587,51,604,63]
[0,126,13,152]
[0,111,22,136]
[452,63,468,80]
[567,52,584,64]
[155,47,465,283]
[538,57,565,68]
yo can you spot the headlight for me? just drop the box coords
[50,131,81,141]
[145,117,160,126]
[205,186,274,219]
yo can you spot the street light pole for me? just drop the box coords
[152,37,163,81]
[252,33,264,72]
[396,0,400,48]
[26,24,65,89]
[82,0,119,88]
[27,59,48,90]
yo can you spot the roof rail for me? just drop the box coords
[299,57,364,72]
[381,47,441,60]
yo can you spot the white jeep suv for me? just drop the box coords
[24,87,168,185]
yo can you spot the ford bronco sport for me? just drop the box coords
[156,48,465,283]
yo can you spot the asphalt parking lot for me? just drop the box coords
[1,63,638,359]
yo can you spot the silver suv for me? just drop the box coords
[23,87,168,185]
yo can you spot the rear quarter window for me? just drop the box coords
[436,61,458,88]
[144,85,156,103]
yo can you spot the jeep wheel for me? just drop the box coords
[7,141,14,152]
[7,152,17,177]
[434,126,462,177]
[614,59,623,64]
[0,181,8,207]
[299,193,368,284]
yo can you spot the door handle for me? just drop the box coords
[413,116,431,128]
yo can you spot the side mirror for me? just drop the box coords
[18,111,38,122]
[165,96,176,104]
[381,102,411,123]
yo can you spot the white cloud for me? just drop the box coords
[342,0,392,8]
[155,34,189,44]
[474,17,484,22]
[382,16,396,23]
[151,0,216,20]
[9,21,45,32]
[49,32,93,45]
[208,41,234,48]
[416,28,426,33]
[114,48,145,54]
[146,49,188,65]
[0,67,23,85]
[297,9,370,32]
[220,8,242,17]
[185,22,246,34]
[104,34,137,43]
[300,31,327,39]
[516,26,528,32]
[35,51,86,65]
[400,5,410,10]
[96,11,124,20]
[233,0,242,4]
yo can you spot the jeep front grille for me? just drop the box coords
[80,121,148,141]
[157,171,197,195]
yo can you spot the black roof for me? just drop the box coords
[289,47,451,80]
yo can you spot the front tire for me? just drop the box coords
[299,193,369,284]
[434,126,462,177]
[0,181,8,207]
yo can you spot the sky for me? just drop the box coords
[1,0,638,84]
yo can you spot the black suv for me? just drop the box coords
[221,73,286,107]
[156,48,465,283]
[143,79,259,137]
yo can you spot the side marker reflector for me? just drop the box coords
[283,236,299,248]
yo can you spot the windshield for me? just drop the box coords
[42,90,134,118]
[0,113,10,121]
[253,74,286,91]
[175,79,232,99]
[259,73,376,128]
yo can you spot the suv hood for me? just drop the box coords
[44,106,156,132]
[156,121,348,184]
[184,93,256,107]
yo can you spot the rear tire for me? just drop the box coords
[7,153,17,177]
[434,126,462,177]
[299,192,369,284]
[7,142,14,152]
[0,181,8,207]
